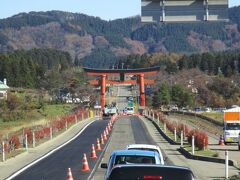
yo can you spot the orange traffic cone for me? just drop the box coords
[107,124,111,131]
[96,138,102,151]
[103,130,107,141]
[81,153,90,172]
[67,168,74,180]
[90,144,97,158]
[219,135,225,146]
[105,127,109,136]
[101,134,105,145]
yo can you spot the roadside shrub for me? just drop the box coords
[35,130,44,140]
[43,127,50,136]
[177,124,190,138]
[196,131,208,150]
[187,129,208,150]
[9,135,20,150]
[166,121,178,133]
[213,152,219,157]
[187,129,198,144]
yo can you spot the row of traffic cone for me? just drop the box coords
[66,152,92,180]
[66,120,114,179]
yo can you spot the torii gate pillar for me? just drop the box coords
[101,74,106,109]
[139,73,145,107]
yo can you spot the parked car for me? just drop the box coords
[169,105,178,111]
[181,107,189,112]
[101,150,161,180]
[107,164,195,180]
[126,144,164,165]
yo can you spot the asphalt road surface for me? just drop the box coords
[93,115,172,180]
[12,119,110,180]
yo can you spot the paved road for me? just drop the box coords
[94,84,239,179]
[93,115,239,180]
[116,85,132,112]
[93,115,170,179]
[11,120,109,180]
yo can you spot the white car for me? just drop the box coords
[126,144,164,165]
[126,107,134,115]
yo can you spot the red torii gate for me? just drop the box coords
[83,67,160,109]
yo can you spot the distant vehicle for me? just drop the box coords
[126,107,134,115]
[194,107,203,112]
[204,107,212,112]
[103,104,118,117]
[169,105,178,111]
[127,96,134,101]
[107,164,195,180]
[66,99,73,104]
[82,96,90,102]
[101,150,161,180]
[223,107,240,144]
[126,144,164,165]
[73,97,82,103]
[181,107,189,112]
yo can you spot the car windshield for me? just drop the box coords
[115,155,155,165]
[127,107,133,111]
[226,123,240,130]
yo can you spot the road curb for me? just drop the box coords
[178,146,235,165]
[144,115,240,170]
[145,116,179,145]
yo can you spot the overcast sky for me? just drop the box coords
[1,0,239,20]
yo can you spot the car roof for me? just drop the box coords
[108,164,195,180]
[113,164,191,170]
[112,150,157,156]
[127,144,159,150]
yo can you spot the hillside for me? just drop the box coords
[0,7,240,68]
[0,48,72,88]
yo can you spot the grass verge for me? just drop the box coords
[0,104,74,139]
[184,145,219,157]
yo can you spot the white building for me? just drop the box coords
[0,79,9,100]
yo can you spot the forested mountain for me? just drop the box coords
[0,7,240,68]
[0,49,72,88]
[120,50,240,77]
